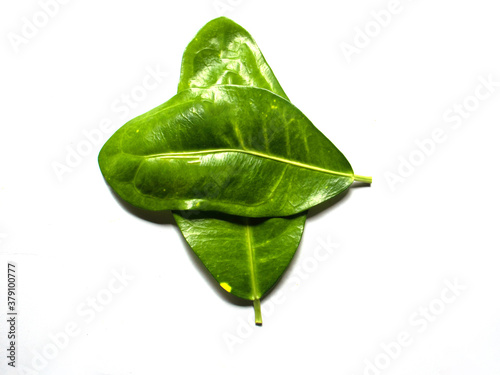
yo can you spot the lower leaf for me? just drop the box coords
[173,210,306,324]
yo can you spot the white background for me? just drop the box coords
[1,0,500,374]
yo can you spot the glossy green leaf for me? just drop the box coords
[98,85,370,217]
[178,17,289,100]
[173,17,306,323]
[175,211,305,305]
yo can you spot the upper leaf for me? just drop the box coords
[178,17,288,100]
[98,85,354,217]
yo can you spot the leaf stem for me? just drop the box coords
[353,174,372,184]
[253,299,262,326]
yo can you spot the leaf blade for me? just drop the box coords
[98,85,353,217]
[173,211,306,300]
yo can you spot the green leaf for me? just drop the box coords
[175,211,306,324]
[173,17,306,324]
[98,85,369,217]
[174,211,306,304]
[178,17,289,100]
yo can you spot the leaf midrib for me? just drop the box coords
[244,217,259,300]
[145,148,354,180]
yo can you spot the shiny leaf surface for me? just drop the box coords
[178,17,288,100]
[175,211,305,303]
[98,85,359,217]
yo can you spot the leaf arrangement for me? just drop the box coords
[99,17,371,325]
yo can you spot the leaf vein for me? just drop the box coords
[146,149,354,180]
